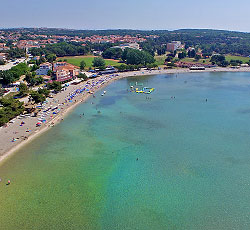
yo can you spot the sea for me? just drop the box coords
[1,72,250,229]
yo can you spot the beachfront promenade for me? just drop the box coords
[1,66,250,163]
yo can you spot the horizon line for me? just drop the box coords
[0,27,249,34]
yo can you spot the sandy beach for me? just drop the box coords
[1,66,250,165]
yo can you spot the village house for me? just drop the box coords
[36,62,52,75]
[41,75,51,82]
[0,43,9,51]
[0,53,7,62]
[17,40,40,50]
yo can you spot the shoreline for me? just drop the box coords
[1,66,250,165]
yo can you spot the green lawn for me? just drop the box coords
[180,57,211,64]
[154,55,166,66]
[61,55,177,68]
[181,55,250,64]
[58,54,250,68]
[57,56,121,68]
[225,55,250,63]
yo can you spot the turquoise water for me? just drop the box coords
[1,72,250,229]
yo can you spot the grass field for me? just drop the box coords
[225,55,250,63]
[154,55,212,65]
[58,54,250,69]
[154,55,166,66]
[60,55,173,68]
[57,56,121,68]
[180,57,211,64]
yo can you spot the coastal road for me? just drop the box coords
[0,58,28,71]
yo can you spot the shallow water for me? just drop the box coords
[1,72,250,229]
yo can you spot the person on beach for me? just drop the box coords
[6,180,10,185]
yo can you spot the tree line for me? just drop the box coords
[102,48,155,65]
[0,63,30,85]
[29,42,90,57]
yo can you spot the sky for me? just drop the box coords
[1,0,250,32]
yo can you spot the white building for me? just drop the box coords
[0,53,6,62]
[0,43,9,51]
[36,62,52,75]
[241,63,249,67]
[112,43,140,51]
[167,41,182,52]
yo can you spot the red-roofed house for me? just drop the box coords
[54,62,79,82]
[0,53,7,62]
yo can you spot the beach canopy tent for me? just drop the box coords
[24,104,36,113]
[89,74,98,78]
